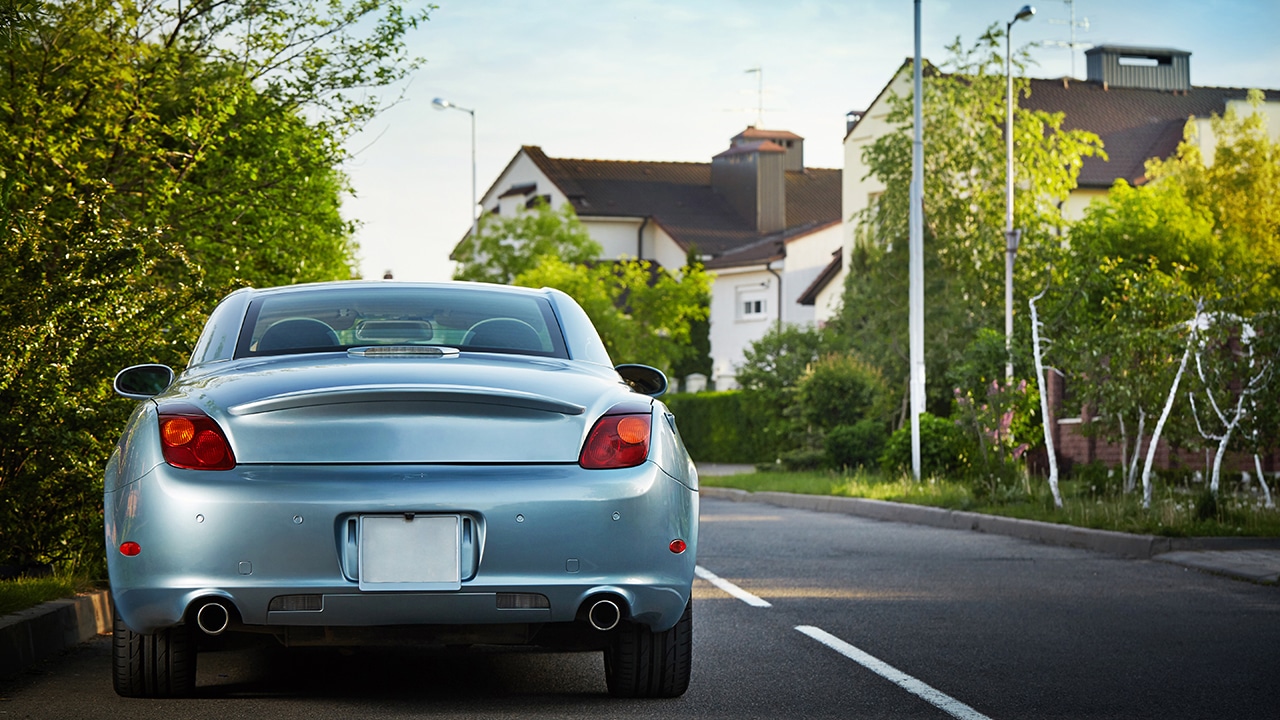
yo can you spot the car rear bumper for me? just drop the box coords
[106,462,697,635]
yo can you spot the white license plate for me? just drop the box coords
[358,514,461,591]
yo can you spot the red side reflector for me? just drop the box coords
[669,539,687,554]
[120,542,141,557]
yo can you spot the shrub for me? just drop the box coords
[826,420,888,470]
[879,413,971,477]
[663,391,778,463]
[794,353,890,432]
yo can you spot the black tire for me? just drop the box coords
[112,608,198,698]
[604,599,692,698]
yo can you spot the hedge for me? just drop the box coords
[662,390,777,464]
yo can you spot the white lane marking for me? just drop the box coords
[796,626,994,720]
[694,565,772,607]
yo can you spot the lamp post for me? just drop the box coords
[1004,5,1034,380]
[432,97,477,241]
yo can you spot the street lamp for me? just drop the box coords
[432,97,477,242]
[1004,5,1034,380]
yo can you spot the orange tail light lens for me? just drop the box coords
[157,404,236,471]
[580,413,652,469]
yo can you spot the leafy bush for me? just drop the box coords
[879,413,971,477]
[794,353,890,432]
[826,420,888,470]
[663,391,778,464]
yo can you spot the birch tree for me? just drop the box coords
[1029,289,1062,508]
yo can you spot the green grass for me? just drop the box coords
[0,574,98,617]
[702,468,1280,537]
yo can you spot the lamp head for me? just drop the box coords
[1014,5,1035,22]
[431,97,452,111]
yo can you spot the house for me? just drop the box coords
[830,44,1280,474]
[828,44,1280,326]
[464,129,841,389]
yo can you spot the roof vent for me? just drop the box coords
[1085,45,1191,92]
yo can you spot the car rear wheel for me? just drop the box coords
[604,599,692,698]
[112,608,197,698]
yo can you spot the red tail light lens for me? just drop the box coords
[580,413,652,469]
[157,405,236,470]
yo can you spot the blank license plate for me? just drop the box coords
[358,515,461,591]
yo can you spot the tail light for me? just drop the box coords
[580,413,652,469]
[157,404,236,470]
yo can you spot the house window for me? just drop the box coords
[736,286,768,321]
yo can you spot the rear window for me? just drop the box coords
[235,286,568,359]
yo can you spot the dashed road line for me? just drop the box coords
[693,565,772,607]
[796,625,993,720]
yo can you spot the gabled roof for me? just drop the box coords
[519,146,841,264]
[1022,79,1280,188]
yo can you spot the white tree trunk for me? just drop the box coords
[1029,290,1062,508]
[1125,411,1146,494]
[1255,455,1275,509]
[1142,306,1201,509]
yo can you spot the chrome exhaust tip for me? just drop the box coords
[195,601,230,636]
[587,598,622,632]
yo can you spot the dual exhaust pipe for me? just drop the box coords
[193,596,625,635]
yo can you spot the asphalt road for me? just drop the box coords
[3,497,1278,719]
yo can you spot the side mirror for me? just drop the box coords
[114,364,175,399]
[615,364,668,398]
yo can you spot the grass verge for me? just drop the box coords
[0,574,99,617]
[702,468,1280,537]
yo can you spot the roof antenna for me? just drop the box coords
[1045,0,1092,78]
[745,67,763,127]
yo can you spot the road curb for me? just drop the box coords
[700,487,1280,559]
[0,590,112,680]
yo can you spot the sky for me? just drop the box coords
[340,0,1280,282]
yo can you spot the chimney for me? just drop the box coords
[1085,45,1191,92]
[712,133,788,234]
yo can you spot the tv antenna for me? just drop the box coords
[1044,0,1092,78]
[745,67,763,127]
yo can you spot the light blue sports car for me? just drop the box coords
[106,281,698,698]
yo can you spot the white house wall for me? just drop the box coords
[835,69,911,326]
[709,265,778,390]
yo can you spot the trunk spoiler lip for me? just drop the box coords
[228,384,587,417]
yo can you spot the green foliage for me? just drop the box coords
[0,188,210,573]
[794,353,891,433]
[834,27,1105,413]
[516,255,711,375]
[0,0,424,292]
[1145,89,1280,302]
[735,324,840,452]
[0,0,427,572]
[663,392,776,464]
[825,420,889,470]
[878,412,971,478]
[953,377,1040,483]
[453,201,602,285]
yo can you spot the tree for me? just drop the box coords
[0,0,427,291]
[0,0,428,571]
[0,186,210,571]
[833,27,1105,414]
[515,256,711,375]
[452,201,601,284]
[1145,90,1280,303]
